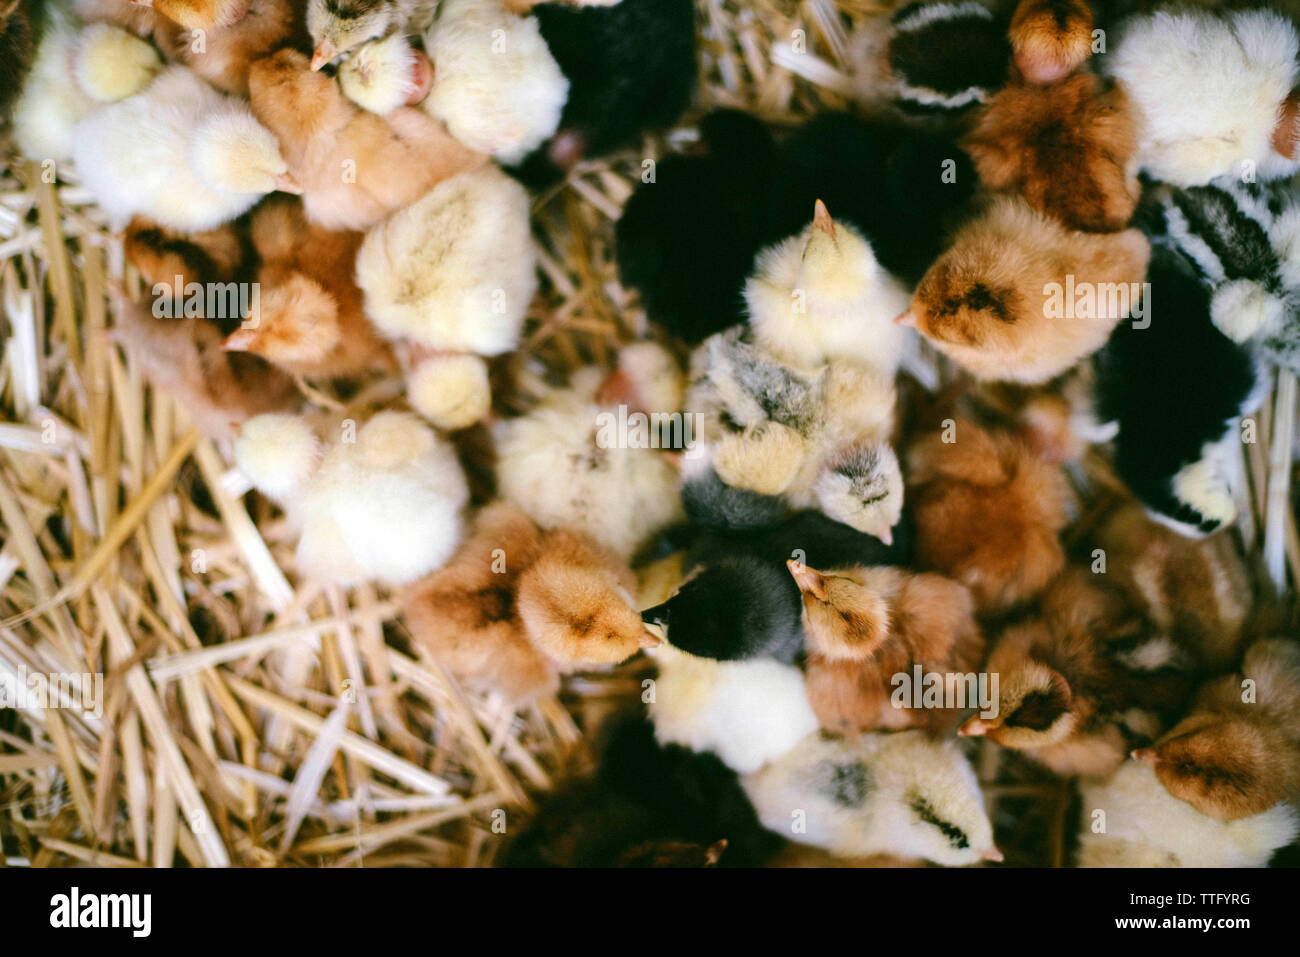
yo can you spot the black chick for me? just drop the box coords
[884,0,1012,117]
[764,112,979,283]
[616,109,778,343]
[1093,245,1260,536]
[502,714,780,868]
[510,0,697,186]
[681,460,789,531]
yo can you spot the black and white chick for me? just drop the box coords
[307,0,438,70]
[1090,244,1262,537]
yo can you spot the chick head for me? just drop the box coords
[75,22,162,103]
[308,0,399,70]
[352,410,437,471]
[812,440,904,544]
[885,736,1000,867]
[191,112,299,197]
[600,341,685,416]
[1134,715,1281,820]
[234,413,321,501]
[337,33,432,115]
[790,200,880,309]
[223,275,342,366]
[1009,0,1093,84]
[788,563,890,661]
[406,354,492,432]
[898,249,1023,355]
[960,654,1077,749]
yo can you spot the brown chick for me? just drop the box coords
[1008,0,1094,85]
[1133,639,1300,820]
[961,569,1191,777]
[110,293,298,440]
[153,0,307,97]
[1092,502,1251,673]
[247,48,486,231]
[221,195,395,379]
[791,562,984,734]
[907,417,1070,615]
[898,195,1150,384]
[516,528,654,670]
[963,72,1140,232]
[154,0,255,31]
[404,503,558,703]
[125,218,252,335]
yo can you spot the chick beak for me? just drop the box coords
[1130,747,1158,765]
[980,846,1004,863]
[222,328,257,352]
[786,560,828,601]
[958,716,991,737]
[273,172,304,195]
[876,527,893,547]
[893,310,917,327]
[812,199,835,239]
[639,625,663,649]
[310,43,336,71]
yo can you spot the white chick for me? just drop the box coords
[14,17,161,163]
[336,32,433,116]
[1077,760,1299,867]
[1105,8,1300,187]
[494,347,684,560]
[647,642,820,776]
[423,0,570,165]
[746,201,911,377]
[73,66,298,231]
[234,411,468,586]
[307,0,438,70]
[742,731,1001,867]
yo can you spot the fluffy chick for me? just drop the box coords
[495,359,684,560]
[153,0,306,98]
[403,503,556,703]
[247,48,485,231]
[793,563,983,733]
[900,195,1150,384]
[336,32,432,115]
[307,0,436,70]
[423,0,569,165]
[222,195,394,379]
[1104,7,1300,187]
[1008,0,1094,84]
[647,640,820,775]
[235,411,469,586]
[746,201,910,377]
[1134,639,1300,821]
[1092,246,1261,537]
[615,109,778,345]
[961,570,1190,778]
[1077,759,1298,867]
[906,417,1070,614]
[963,72,1140,232]
[512,0,696,184]
[742,730,1000,867]
[1092,501,1251,671]
[110,294,297,440]
[73,65,296,231]
[14,16,162,163]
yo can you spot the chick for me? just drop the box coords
[335,32,432,115]
[1133,640,1300,821]
[742,731,1000,867]
[1092,502,1251,672]
[850,2,1011,118]
[494,356,684,561]
[247,48,485,231]
[1104,7,1300,187]
[615,109,778,345]
[906,417,1071,614]
[808,438,905,546]
[512,0,695,184]
[961,570,1190,778]
[962,72,1140,232]
[792,562,983,733]
[679,460,788,533]
[1092,246,1261,537]
[421,0,569,165]
[124,217,250,317]
[900,195,1150,384]
[234,411,469,586]
[73,65,297,232]
[14,16,162,163]
[647,640,820,775]
[746,201,910,378]
[307,0,436,70]
[153,0,306,98]
[1008,0,1094,84]
[1076,759,1298,867]
[0,0,37,123]
[153,0,255,31]
[222,195,394,379]
[110,294,298,440]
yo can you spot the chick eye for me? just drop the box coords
[910,795,969,850]
[860,493,886,506]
